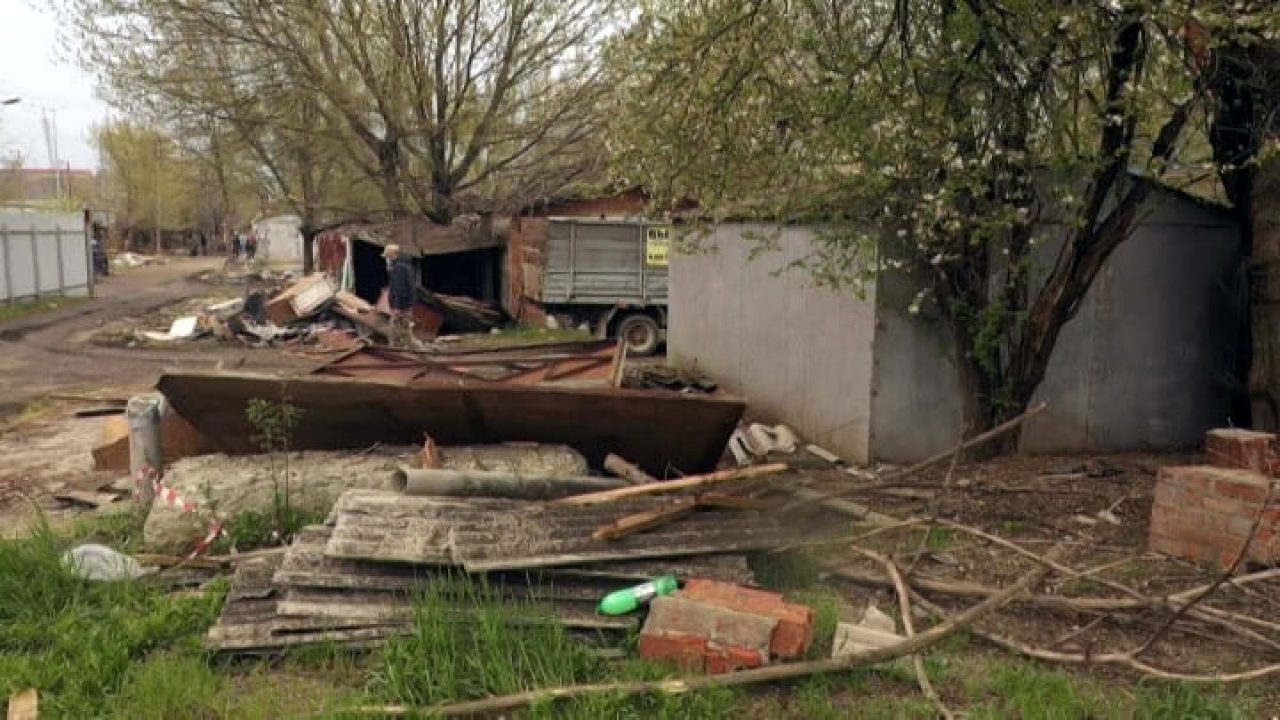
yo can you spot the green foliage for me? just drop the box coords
[243,394,305,547]
[607,0,1280,427]
[211,506,324,554]
[0,297,89,326]
[786,587,842,660]
[0,522,223,718]
[963,656,1259,719]
[373,579,600,707]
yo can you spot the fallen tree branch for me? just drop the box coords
[856,548,954,720]
[829,564,1280,654]
[349,547,1061,717]
[911,593,1280,684]
[555,463,789,506]
[933,520,1280,639]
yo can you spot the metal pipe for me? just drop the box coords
[396,467,626,500]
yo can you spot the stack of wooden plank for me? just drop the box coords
[207,489,830,654]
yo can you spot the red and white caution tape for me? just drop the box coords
[133,463,225,558]
[186,519,226,559]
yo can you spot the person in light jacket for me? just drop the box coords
[384,244,416,348]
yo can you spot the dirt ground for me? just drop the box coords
[797,451,1280,701]
[0,258,312,415]
[0,258,319,534]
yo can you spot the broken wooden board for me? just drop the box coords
[158,371,744,476]
[325,491,836,572]
[6,689,37,720]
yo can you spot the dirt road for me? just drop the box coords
[0,257,307,412]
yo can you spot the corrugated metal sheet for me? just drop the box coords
[159,371,744,475]
[325,491,833,572]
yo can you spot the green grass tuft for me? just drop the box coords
[372,578,600,707]
[0,520,223,718]
[0,296,88,326]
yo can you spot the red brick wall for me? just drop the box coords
[1148,429,1280,568]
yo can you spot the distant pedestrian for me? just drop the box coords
[200,234,208,256]
[384,243,415,348]
[230,234,242,260]
[245,232,258,261]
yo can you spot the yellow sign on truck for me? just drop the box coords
[645,226,671,266]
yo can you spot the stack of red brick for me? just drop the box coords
[638,579,814,674]
[1149,429,1280,569]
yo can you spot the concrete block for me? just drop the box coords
[642,595,776,655]
[680,578,815,658]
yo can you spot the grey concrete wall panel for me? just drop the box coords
[670,224,876,463]
[1023,198,1243,452]
[867,269,967,463]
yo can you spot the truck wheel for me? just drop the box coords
[616,313,661,356]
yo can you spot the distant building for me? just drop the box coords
[0,167,98,208]
[252,214,305,264]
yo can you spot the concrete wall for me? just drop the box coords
[1021,193,1244,452]
[867,270,967,462]
[669,224,877,462]
[866,191,1243,461]
[669,193,1243,464]
[0,212,91,302]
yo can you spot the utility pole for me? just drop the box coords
[153,138,161,254]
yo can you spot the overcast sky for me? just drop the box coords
[0,0,107,169]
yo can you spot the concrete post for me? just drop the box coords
[126,394,164,507]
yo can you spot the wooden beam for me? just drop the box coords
[555,464,789,506]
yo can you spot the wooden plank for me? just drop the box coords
[554,464,789,506]
[592,500,697,541]
[157,371,745,476]
[603,453,658,485]
[7,689,37,720]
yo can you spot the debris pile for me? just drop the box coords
[134,273,507,350]
[205,491,797,653]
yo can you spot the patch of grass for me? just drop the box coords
[787,587,842,659]
[372,578,600,707]
[961,656,1260,719]
[0,296,88,325]
[212,506,325,553]
[0,521,224,718]
[0,397,57,432]
[925,526,958,550]
[371,578,748,718]
[999,519,1026,534]
[460,324,592,348]
[750,549,824,591]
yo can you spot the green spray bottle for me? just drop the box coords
[597,575,678,615]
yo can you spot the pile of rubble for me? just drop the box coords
[135,273,506,350]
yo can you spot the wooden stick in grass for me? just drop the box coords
[856,548,954,720]
[554,463,789,506]
[347,546,1061,717]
